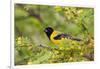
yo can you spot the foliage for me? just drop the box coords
[15,4,94,65]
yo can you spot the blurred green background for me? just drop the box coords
[15,4,94,65]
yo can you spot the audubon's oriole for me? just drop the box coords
[44,27,81,45]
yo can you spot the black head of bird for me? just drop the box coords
[44,27,54,39]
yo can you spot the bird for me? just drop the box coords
[44,27,81,45]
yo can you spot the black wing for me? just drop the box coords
[54,34,72,40]
[54,34,81,41]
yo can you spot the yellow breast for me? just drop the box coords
[50,31,64,45]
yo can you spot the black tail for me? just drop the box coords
[71,38,82,41]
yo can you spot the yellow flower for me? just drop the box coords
[16,36,23,45]
[17,37,22,41]
[54,50,59,54]
[80,52,83,56]
[17,40,22,45]
[59,46,64,50]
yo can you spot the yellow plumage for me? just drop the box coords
[44,27,81,45]
[50,31,64,45]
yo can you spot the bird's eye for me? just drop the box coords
[45,29,48,32]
